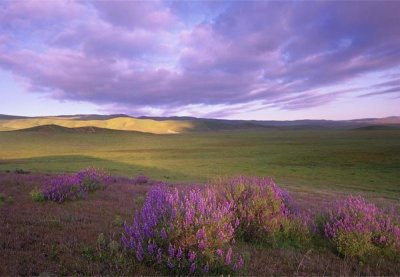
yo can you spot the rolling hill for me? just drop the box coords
[0,114,399,134]
[0,116,194,134]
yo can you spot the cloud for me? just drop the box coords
[92,0,178,30]
[0,0,83,28]
[0,0,399,117]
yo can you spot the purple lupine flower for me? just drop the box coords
[233,255,244,271]
[196,228,206,240]
[160,228,168,240]
[122,183,242,274]
[167,259,174,269]
[168,243,175,258]
[136,242,144,262]
[225,247,232,265]
[40,168,111,202]
[190,262,196,274]
[216,248,224,257]
[147,241,156,255]
[322,195,400,257]
[203,263,209,273]
[157,248,162,264]
[188,250,196,262]
[176,247,183,260]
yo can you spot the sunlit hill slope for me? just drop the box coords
[0,116,194,134]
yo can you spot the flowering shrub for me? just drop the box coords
[41,168,112,203]
[323,196,400,259]
[216,176,311,247]
[122,184,243,274]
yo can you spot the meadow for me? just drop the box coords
[1,128,400,275]
[0,128,399,199]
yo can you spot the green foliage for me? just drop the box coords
[217,177,311,248]
[0,193,15,206]
[270,218,312,248]
[0,193,5,205]
[335,231,377,260]
[49,244,60,262]
[108,240,120,253]
[81,246,96,261]
[7,196,15,204]
[97,233,106,247]
[113,215,123,227]
[30,188,45,202]
[81,178,103,192]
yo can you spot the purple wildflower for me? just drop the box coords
[188,250,196,263]
[225,247,233,265]
[167,259,174,269]
[168,244,175,258]
[157,248,162,264]
[160,228,168,240]
[190,262,196,274]
[203,263,209,273]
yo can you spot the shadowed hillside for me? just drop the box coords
[14,124,145,134]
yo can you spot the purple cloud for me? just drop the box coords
[0,0,399,117]
[92,0,178,30]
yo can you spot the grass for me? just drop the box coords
[0,117,194,133]
[0,129,399,198]
[1,172,399,275]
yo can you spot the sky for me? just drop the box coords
[0,0,399,120]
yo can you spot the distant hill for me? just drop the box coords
[0,114,399,134]
[15,124,142,134]
[353,124,400,130]
[0,114,28,120]
[0,116,193,134]
[351,116,400,125]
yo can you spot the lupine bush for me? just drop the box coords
[123,184,244,275]
[216,176,311,247]
[40,168,112,203]
[323,196,400,259]
[123,177,400,274]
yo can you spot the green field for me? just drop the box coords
[1,129,399,199]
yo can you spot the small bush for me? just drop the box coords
[30,188,45,202]
[41,168,112,203]
[123,184,243,275]
[97,233,106,247]
[323,196,400,260]
[14,168,30,174]
[113,215,123,227]
[216,176,311,247]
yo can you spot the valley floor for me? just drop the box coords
[0,129,399,199]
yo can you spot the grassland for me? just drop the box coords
[0,128,399,199]
[1,128,400,275]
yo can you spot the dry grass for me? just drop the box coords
[0,172,155,275]
[0,117,194,134]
